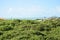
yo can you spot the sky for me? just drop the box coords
[0,0,60,19]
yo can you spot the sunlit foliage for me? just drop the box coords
[0,17,60,40]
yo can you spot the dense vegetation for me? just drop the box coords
[0,17,60,40]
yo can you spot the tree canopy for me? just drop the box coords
[0,17,60,40]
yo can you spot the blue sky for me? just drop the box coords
[0,0,60,19]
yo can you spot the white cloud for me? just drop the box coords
[5,6,60,18]
[10,6,45,14]
[55,6,60,13]
[8,8,12,13]
[7,6,60,14]
[48,6,60,14]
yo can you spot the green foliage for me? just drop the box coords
[0,17,60,40]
